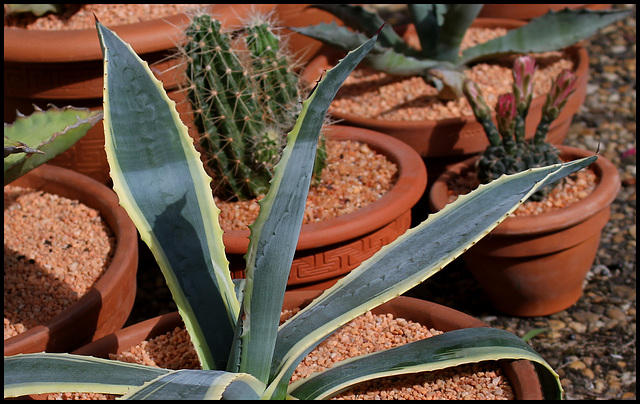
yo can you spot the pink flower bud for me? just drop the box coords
[496,93,517,136]
[512,56,536,112]
[543,69,578,120]
[550,69,578,108]
[463,79,491,119]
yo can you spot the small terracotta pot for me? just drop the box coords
[428,146,621,317]
[478,4,613,20]
[300,19,589,188]
[3,4,276,184]
[223,125,427,290]
[4,164,139,355]
[73,290,543,399]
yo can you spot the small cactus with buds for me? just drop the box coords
[182,12,326,201]
[463,55,578,201]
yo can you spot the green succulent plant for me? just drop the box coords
[463,55,578,201]
[4,105,103,186]
[290,4,630,100]
[180,11,326,201]
[3,18,597,400]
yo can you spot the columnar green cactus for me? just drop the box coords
[183,13,325,201]
[463,55,577,201]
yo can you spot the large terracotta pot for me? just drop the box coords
[428,146,621,317]
[4,164,139,355]
[224,125,427,290]
[478,4,613,20]
[72,290,543,399]
[300,18,589,189]
[3,4,276,184]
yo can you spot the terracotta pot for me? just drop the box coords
[478,4,613,20]
[224,125,427,290]
[428,146,621,317]
[4,164,139,355]
[273,4,343,64]
[3,4,276,185]
[300,18,589,188]
[71,290,543,399]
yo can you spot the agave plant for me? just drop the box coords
[462,55,579,201]
[4,105,103,186]
[3,18,597,400]
[290,4,630,99]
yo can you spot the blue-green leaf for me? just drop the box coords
[232,28,380,387]
[97,19,239,371]
[460,8,631,65]
[268,156,595,395]
[3,353,168,398]
[123,370,265,400]
[288,327,561,400]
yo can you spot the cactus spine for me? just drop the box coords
[463,55,577,201]
[183,13,326,201]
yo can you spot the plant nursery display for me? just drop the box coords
[293,4,628,104]
[428,55,620,316]
[3,18,597,400]
[4,106,138,355]
[173,11,426,288]
[3,4,275,184]
[295,4,629,198]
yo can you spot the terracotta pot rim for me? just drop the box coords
[429,145,621,235]
[72,291,542,400]
[479,4,613,20]
[3,4,277,63]
[4,164,139,355]
[222,125,428,252]
[302,18,589,129]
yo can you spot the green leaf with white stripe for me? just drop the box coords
[124,370,264,400]
[265,156,594,398]
[288,327,561,400]
[3,353,169,398]
[97,19,239,371]
[228,27,380,384]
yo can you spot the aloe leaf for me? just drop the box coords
[289,24,455,77]
[407,4,445,58]
[364,48,455,77]
[3,353,169,398]
[4,105,103,185]
[123,370,265,400]
[288,327,561,400]
[96,20,239,371]
[460,8,631,65]
[232,29,380,387]
[308,4,412,55]
[288,22,374,55]
[428,4,483,62]
[267,156,596,396]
